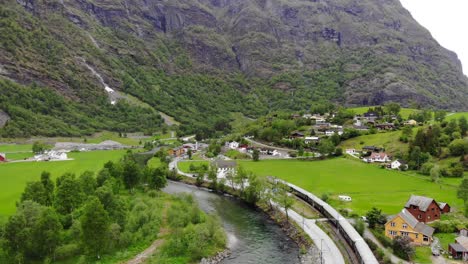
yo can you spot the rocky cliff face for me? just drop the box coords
[2,0,468,129]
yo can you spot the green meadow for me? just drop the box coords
[238,158,463,215]
[348,107,417,119]
[339,130,409,155]
[446,112,468,121]
[180,158,463,215]
[0,150,127,218]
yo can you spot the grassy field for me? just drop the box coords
[0,150,127,218]
[413,247,432,264]
[231,158,463,215]
[178,160,209,173]
[435,233,457,251]
[339,130,410,155]
[446,112,468,121]
[0,144,33,153]
[147,157,162,168]
[349,107,418,119]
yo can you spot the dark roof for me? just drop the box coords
[405,195,436,212]
[449,243,467,252]
[438,202,449,209]
[398,209,434,237]
[214,160,237,169]
[394,159,407,165]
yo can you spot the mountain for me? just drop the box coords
[1,0,467,137]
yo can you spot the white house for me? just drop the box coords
[271,150,281,157]
[391,160,407,170]
[34,151,68,161]
[365,152,391,163]
[227,141,240,149]
[214,160,237,179]
[305,136,320,144]
[338,195,352,202]
[325,130,343,136]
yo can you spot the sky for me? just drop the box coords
[400,0,468,76]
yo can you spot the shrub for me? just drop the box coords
[321,193,329,202]
[392,236,414,260]
[354,219,365,236]
[372,229,392,248]
[54,244,81,260]
[365,238,378,251]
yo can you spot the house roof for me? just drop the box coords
[404,195,435,212]
[392,160,407,165]
[450,243,467,252]
[456,236,468,249]
[370,152,388,159]
[397,209,434,237]
[214,160,237,169]
[438,202,449,209]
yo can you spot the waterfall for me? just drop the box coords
[79,58,117,105]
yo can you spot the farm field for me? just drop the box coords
[348,107,418,119]
[0,150,127,218]
[233,158,463,215]
[0,144,32,153]
[178,160,209,173]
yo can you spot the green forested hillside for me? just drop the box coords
[1,0,467,137]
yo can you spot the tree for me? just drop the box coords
[434,110,447,122]
[392,236,415,260]
[366,207,386,229]
[32,141,49,154]
[40,172,54,206]
[448,139,468,156]
[243,174,266,205]
[274,183,294,221]
[459,178,468,217]
[79,171,96,196]
[298,145,304,156]
[459,116,468,136]
[318,139,335,157]
[54,174,85,215]
[207,165,218,190]
[384,102,401,116]
[149,166,168,190]
[81,197,110,259]
[31,208,62,259]
[430,165,441,183]
[3,213,28,261]
[234,166,249,194]
[252,148,260,162]
[21,181,47,205]
[122,160,141,192]
[187,148,192,159]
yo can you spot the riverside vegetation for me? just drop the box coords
[0,151,226,263]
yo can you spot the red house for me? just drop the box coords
[438,202,451,214]
[404,195,442,223]
[0,153,6,162]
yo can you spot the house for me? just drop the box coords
[391,160,408,170]
[404,195,445,223]
[385,209,434,245]
[449,236,468,261]
[226,141,240,149]
[304,137,320,144]
[291,114,301,119]
[404,120,418,126]
[214,160,237,179]
[375,123,396,130]
[366,152,391,163]
[325,130,343,136]
[460,228,468,237]
[437,202,451,214]
[168,147,185,157]
[362,146,383,153]
[0,153,6,162]
[290,132,305,139]
[34,151,68,161]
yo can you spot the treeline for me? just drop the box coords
[0,151,169,263]
[0,80,163,137]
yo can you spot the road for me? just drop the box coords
[285,208,345,264]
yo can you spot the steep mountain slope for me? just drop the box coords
[1,0,467,137]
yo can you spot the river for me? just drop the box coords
[163,181,301,264]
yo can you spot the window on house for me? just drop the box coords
[402,224,408,229]
[389,231,397,236]
[416,234,419,239]
[418,214,422,219]
[423,236,429,241]
[401,232,409,236]
[390,222,396,227]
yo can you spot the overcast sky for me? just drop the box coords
[400,0,468,76]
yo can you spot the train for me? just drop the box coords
[282,181,379,264]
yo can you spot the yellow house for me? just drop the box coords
[385,209,435,245]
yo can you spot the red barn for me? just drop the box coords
[0,153,6,162]
[404,195,442,223]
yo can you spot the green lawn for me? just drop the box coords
[435,233,457,251]
[147,157,162,168]
[3,152,34,161]
[413,246,432,264]
[0,150,127,218]
[178,160,209,173]
[446,112,468,121]
[0,144,32,153]
[226,158,464,215]
[348,107,418,119]
[339,130,410,155]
